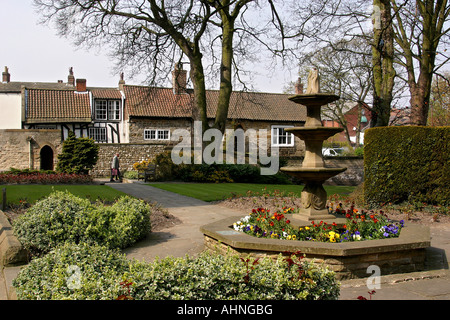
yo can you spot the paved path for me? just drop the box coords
[108,182,245,262]
[2,181,450,300]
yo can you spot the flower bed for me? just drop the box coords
[0,169,93,184]
[233,205,404,243]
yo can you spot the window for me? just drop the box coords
[271,125,294,147]
[95,100,121,120]
[144,129,170,141]
[108,100,121,120]
[89,127,107,142]
[95,100,107,120]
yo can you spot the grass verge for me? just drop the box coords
[147,183,355,202]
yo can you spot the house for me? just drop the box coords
[322,103,371,146]
[0,65,307,175]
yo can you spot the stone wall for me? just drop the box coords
[0,129,62,171]
[91,143,167,177]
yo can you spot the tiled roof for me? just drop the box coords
[206,90,306,122]
[125,85,306,122]
[25,88,91,123]
[90,88,123,99]
[124,85,193,118]
[0,81,73,93]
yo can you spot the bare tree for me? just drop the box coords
[33,0,307,134]
[297,38,373,145]
[392,0,450,125]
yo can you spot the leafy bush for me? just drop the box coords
[13,243,339,300]
[56,131,99,174]
[13,191,151,256]
[122,170,139,180]
[13,243,128,300]
[364,126,450,206]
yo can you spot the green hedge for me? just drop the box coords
[364,126,450,207]
[13,191,151,256]
[13,243,340,300]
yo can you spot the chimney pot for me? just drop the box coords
[68,67,75,86]
[2,66,11,83]
[295,77,303,94]
[76,78,87,92]
[119,72,125,91]
[172,63,187,94]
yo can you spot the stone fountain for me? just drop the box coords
[280,68,346,220]
[200,68,431,279]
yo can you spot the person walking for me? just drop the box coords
[110,153,121,182]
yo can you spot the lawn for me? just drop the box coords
[147,183,355,202]
[0,184,129,207]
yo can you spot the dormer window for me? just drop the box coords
[94,100,121,121]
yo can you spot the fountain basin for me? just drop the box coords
[280,166,347,182]
[200,216,431,280]
[288,93,340,106]
[285,127,343,141]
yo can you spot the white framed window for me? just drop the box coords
[89,127,107,142]
[271,125,294,147]
[144,129,170,141]
[94,100,107,120]
[95,100,121,120]
[108,100,121,120]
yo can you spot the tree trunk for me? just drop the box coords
[214,17,234,134]
[371,0,395,127]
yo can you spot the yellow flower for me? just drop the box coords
[299,227,304,231]
[292,235,297,240]
[305,226,310,230]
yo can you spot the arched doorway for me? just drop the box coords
[40,145,54,171]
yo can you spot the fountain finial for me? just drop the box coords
[306,67,320,94]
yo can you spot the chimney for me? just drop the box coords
[172,62,187,94]
[2,66,10,83]
[76,78,87,92]
[295,77,303,94]
[68,67,75,86]
[118,72,125,91]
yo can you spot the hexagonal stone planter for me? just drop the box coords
[200,216,431,280]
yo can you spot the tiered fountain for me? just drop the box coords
[280,68,346,220]
[200,68,430,280]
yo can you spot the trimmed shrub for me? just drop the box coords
[13,191,151,256]
[56,130,99,174]
[126,251,339,300]
[13,243,128,300]
[13,243,340,300]
[364,126,450,207]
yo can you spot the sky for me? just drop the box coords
[0,0,294,92]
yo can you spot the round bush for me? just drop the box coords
[13,243,129,300]
[13,191,151,255]
[13,191,94,255]
[85,196,152,249]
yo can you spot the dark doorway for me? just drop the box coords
[40,145,54,171]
